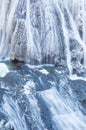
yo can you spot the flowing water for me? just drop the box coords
[0,0,86,130]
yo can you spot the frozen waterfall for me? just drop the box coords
[39,87,86,130]
[0,0,86,77]
[0,1,86,130]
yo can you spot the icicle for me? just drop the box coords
[26,0,41,64]
[0,0,19,60]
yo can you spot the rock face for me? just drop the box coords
[0,0,86,75]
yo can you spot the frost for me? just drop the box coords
[0,63,9,77]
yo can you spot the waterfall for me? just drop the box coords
[65,0,86,44]
[0,0,19,60]
[64,0,86,80]
[0,1,86,130]
[0,0,86,78]
[0,95,28,130]
[61,0,86,57]
[39,87,86,130]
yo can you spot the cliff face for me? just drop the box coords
[0,0,86,74]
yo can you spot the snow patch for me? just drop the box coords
[0,63,9,77]
[38,69,49,75]
[23,80,35,95]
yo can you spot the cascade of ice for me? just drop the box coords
[64,0,86,79]
[40,0,61,64]
[40,87,86,130]
[54,0,73,75]
[65,0,86,44]
[26,0,41,64]
[82,0,86,44]
[0,0,19,60]
[0,0,86,79]
[0,95,28,130]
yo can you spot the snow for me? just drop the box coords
[38,69,49,75]
[23,80,35,95]
[40,87,86,130]
[0,63,9,77]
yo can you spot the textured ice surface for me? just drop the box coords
[0,63,9,77]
